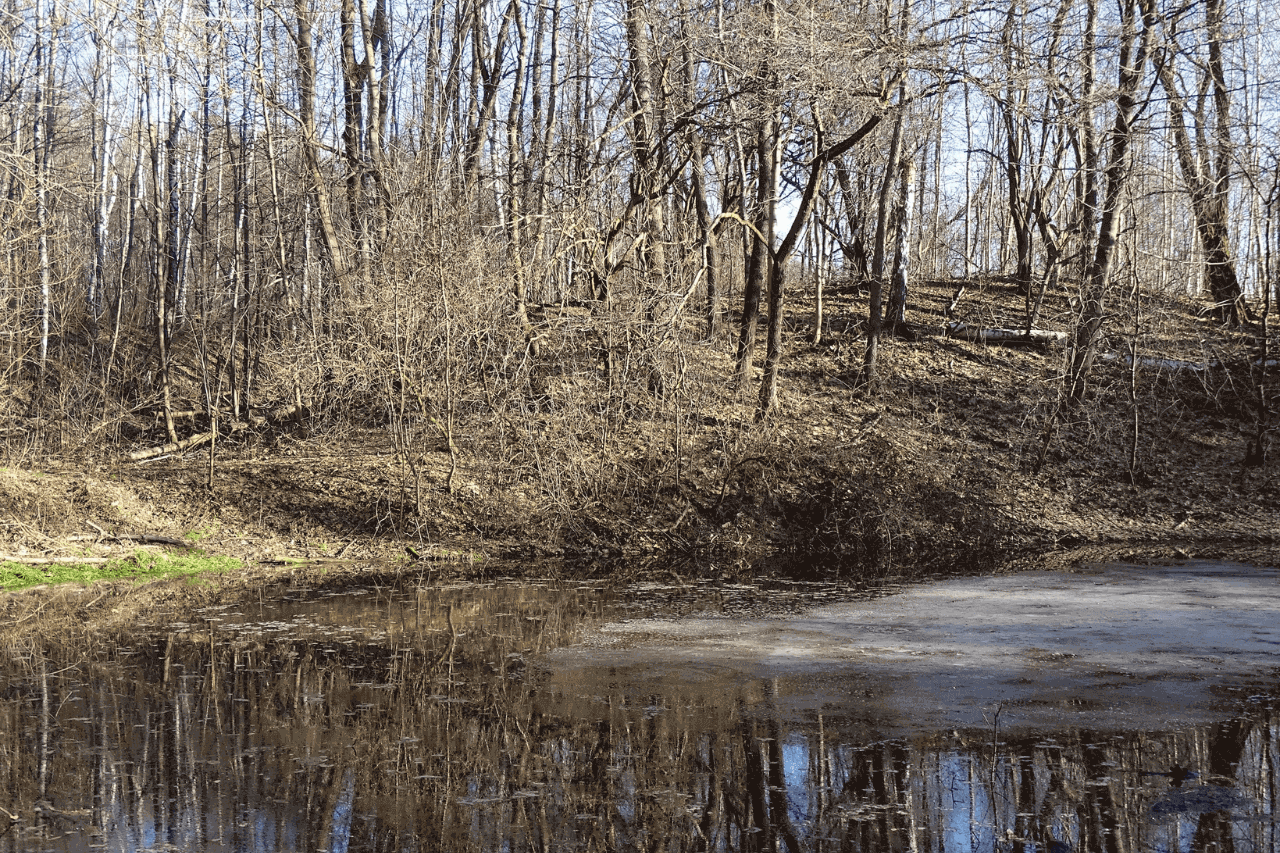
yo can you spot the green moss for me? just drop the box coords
[184,523,220,543]
[0,551,245,592]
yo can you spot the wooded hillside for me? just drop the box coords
[0,0,1276,566]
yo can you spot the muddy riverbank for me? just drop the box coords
[1,453,1278,644]
[3,278,1279,629]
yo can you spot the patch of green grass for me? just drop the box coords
[0,551,245,592]
[184,523,219,543]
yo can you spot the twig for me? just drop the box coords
[11,597,55,625]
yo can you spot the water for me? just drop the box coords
[1,564,1277,853]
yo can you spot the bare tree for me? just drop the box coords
[997,0,1035,294]
[883,158,916,334]
[292,0,350,290]
[1064,0,1158,406]
[461,0,517,193]
[758,106,884,416]
[85,0,119,334]
[734,107,779,391]
[1152,0,1248,325]
[1035,0,1159,472]
[32,0,56,372]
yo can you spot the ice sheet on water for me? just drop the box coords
[546,561,1280,734]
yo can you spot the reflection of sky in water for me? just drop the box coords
[1147,816,1198,853]
[941,753,995,853]
[772,737,1036,853]
[782,739,809,822]
[331,768,356,853]
[764,732,1260,853]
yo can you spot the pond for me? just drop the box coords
[1,561,1278,853]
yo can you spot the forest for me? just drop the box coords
[1,0,1278,562]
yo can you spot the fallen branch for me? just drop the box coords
[0,556,112,565]
[405,544,481,563]
[0,417,58,439]
[68,532,190,548]
[1096,352,1208,373]
[257,402,309,427]
[946,321,1067,345]
[127,431,214,462]
[1095,352,1278,373]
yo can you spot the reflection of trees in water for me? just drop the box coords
[0,589,1277,852]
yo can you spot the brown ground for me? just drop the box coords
[2,274,1278,633]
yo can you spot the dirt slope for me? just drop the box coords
[1,275,1277,593]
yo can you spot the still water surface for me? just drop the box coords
[2,563,1278,853]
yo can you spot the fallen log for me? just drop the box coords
[68,532,190,548]
[127,431,214,462]
[1096,352,1209,373]
[1094,353,1279,373]
[256,402,309,425]
[0,556,112,565]
[945,321,1067,345]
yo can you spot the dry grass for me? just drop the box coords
[0,271,1276,615]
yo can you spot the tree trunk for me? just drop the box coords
[339,0,370,284]
[1065,0,1156,406]
[885,159,916,334]
[624,0,668,312]
[1075,0,1100,285]
[810,218,826,345]
[341,0,393,265]
[33,0,54,372]
[691,141,721,339]
[87,3,117,332]
[871,87,905,281]
[1001,0,1034,294]
[678,9,720,339]
[758,110,883,417]
[734,115,777,391]
[462,0,516,192]
[504,0,535,349]
[164,95,183,334]
[293,0,350,289]
[861,279,883,388]
[1153,0,1246,325]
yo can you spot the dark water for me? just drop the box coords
[1,575,1277,853]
